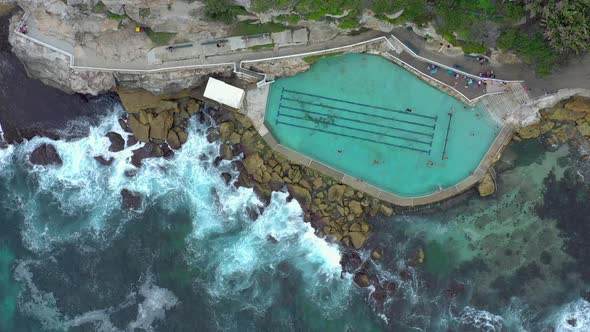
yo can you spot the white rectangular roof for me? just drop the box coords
[203,77,245,109]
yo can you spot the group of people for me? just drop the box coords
[18,24,28,34]
[479,70,496,79]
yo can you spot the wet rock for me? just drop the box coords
[120,189,142,210]
[477,172,495,197]
[94,155,114,166]
[382,280,396,292]
[246,206,259,221]
[543,108,586,122]
[186,99,201,115]
[130,142,163,167]
[206,128,220,143]
[29,143,62,166]
[267,235,278,243]
[577,122,590,136]
[128,114,150,142]
[445,280,465,298]
[105,132,125,152]
[545,124,576,146]
[371,249,382,260]
[221,172,232,185]
[118,118,132,133]
[177,130,188,145]
[340,251,362,272]
[516,120,554,139]
[353,272,370,288]
[125,170,137,178]
[126,135,138,147]
[348,232,368,249]
[379,204,394,217]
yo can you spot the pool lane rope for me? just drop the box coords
[276,120,431,154]
[441,111,453,160]
[283,88,438,121]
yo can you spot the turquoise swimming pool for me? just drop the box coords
[264,53,500,197]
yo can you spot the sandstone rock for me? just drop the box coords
[545,124,576,146]
[138,110,150,125]
[117,88,189,114]
[564,96,590,112]
[327,184,346,202]
[379,204,394,217]
[577,122,590,136]
[312,177,324,190]
[177,130,188,144]
[29,144,62,166]
[186,99,200,115]
[149,112,173,141]
[287,184,312,206]
[120,189,142,210]
[354,272,370,288]
[477,172,495,197]
[94,155,114,166]
[219,122,235,142]
[166,130,181,150]
[516,120,554,139]
[229,132,241,145]
[243,153,264,175]
[220,144,233,160]
[105,132,125,152]
[348,200,363,216]
[118,118,132,133]
[544,108,586,122]
[371,249,382,260]
[128,114,150,142]
[348,232,368,249]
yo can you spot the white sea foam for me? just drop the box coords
[552,298,590,331]
[128,273,179,332]
[456,306,505,332]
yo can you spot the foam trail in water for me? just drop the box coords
[551,298,590,331]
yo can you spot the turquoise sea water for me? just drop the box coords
[265,53,499,197]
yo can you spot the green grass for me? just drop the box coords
[338,16,360,29]
[92,1,107,14]
[248,43,275,51]
[107,13,129,20]
[303,51,343,63]
[231,20,288,36]
[276,14,300,24]
[145,28,176,46]
[497,29,558,77]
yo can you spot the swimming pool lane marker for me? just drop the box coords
[281,97,436,130]
[279,104,434,138]
[283,88,438,121]
[277,112,433,146]
[276,120,431,154]
[441,111,454,160]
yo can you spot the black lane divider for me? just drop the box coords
[277,112,433,147]
[276,120,431,154]
[283,88,438,121]
[279,104,434,138]
[281,97,436,130]
[442,112,453,160]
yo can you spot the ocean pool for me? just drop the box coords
[264,53,500,197]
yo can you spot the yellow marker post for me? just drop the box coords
[135,27,140,32]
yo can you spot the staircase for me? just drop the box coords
[481,83,535,126]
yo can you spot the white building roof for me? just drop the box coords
[203,77,245,110]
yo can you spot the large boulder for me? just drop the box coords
[120,189,142,210]
[243,153,264,176]
[577,122,590,136]
[130,142,164,167]
[477,172,495,197]
[128,114,150,142]
[117,88,189,114]
[149,111,173,141]
[287,184,312,206]
[348,232,368,249]
[543,108,586,122]
[219,122,235,142]
[545,124,576,146]
[29,144,62,166]
[327,184,346,202]
[94,155,114,166]
[354,272,370,288]
[564,96,590,112]
[166,130,181,150]
[105,132,125,152]
[516,120,554,139]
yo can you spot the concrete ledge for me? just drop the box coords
[309,161,345,181]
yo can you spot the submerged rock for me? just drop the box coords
[354,272,370,287]
[130,142,164,167]
[120,189,142,210]
[29,143,62,166]
[94,155,114,166]
[105,132,125,152]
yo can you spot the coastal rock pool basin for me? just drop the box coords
[264,53,500,197]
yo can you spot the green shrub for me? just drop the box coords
[248,43,275,50]
[338,16,359,29]
[496,29,558,76]
[145,28,176,46]
[276,14,301,24]
[204,0,247,23]
[107,13,129,20]
[231,20,288,36]
[92,1,107,14]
